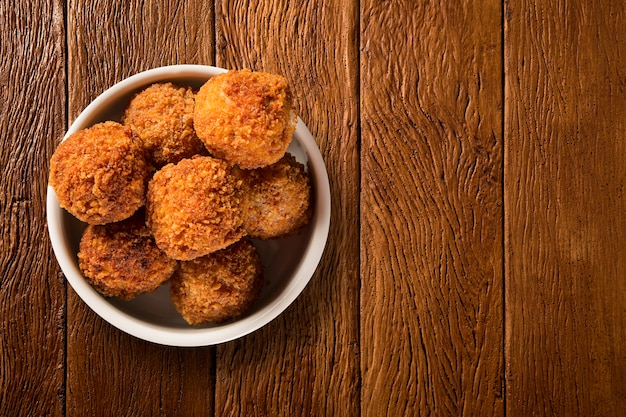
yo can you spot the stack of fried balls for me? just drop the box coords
[49,69,312,325]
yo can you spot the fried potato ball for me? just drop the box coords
[239,153,312,239]
[78,212,177,300]
[121,82,206,167]
[170,239,264,324]
[49,121,150,225]
[146,155,245,261]
[193,69,297,169]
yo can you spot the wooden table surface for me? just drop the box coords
[2,1,625,416]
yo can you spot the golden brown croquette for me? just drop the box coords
[49,121,150,225]
[121,82,206,167]
[146,155,245,261]
[193,69,297,169]
[170,239,264,324]
[78,212,177,300]
[239,153,312,239]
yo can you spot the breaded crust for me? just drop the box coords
[121,82,206,167]
[49,121,150,225]
[78,212,177,300]
[170,239,264,324]
[239,153,312,239]
[146,156,245,260]
[193,69,297,169]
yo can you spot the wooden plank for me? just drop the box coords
[0,2,66,416]
[65,1,216,415]
[504,1,626,415]
[360,1,504,415]
[67,0,215,120]
[214,0,361,415]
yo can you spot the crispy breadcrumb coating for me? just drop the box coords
[239,153,312,239]
[170,239,264,324]
[121,82,206,167]
[49,121,150,225]
[146,156,245,261]
[193,69,297,169]
[78,212,177,300]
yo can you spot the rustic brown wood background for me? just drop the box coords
[1,0,624,416]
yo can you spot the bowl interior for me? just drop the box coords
[47,65,330,345]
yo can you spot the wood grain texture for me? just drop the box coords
[214,0,361,415]
[0,1,66,416]
[360,1,504,415]
[5,0,626,415]
[505,1,626,415]
[67,0,215,120]
[66,1,216,415]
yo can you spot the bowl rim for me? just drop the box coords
[46,64,331,346]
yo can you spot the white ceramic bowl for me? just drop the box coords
[47,65,331,346]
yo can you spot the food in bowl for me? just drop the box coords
[47,65,331,346]
[193,69,297,169]
[78,210,177,300]
[49,68,311,326]
[170,238,264,324]
[48,121,150,225]
[239,153,312,240]
[146,155,246,261]
[121,82,205,167]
